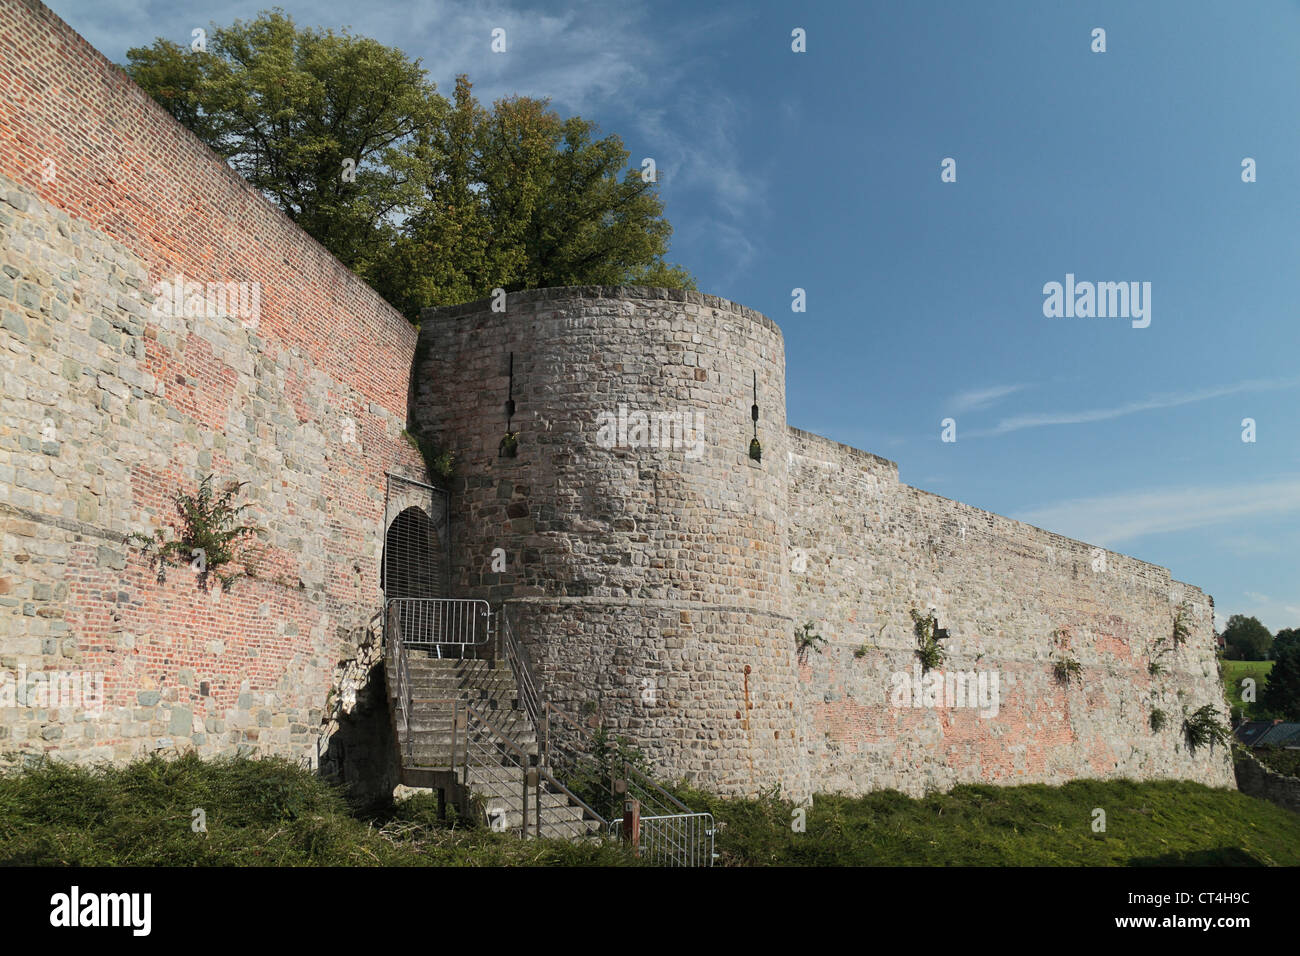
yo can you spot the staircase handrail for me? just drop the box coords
[496,604,544,733]
[391,601,698,853]
[385,603,414,767]
[543,699,692,816]
[536,765,611,828]
[458,699,611,836]
[496,603,691,816]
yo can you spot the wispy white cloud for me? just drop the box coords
[636,91,768,279]
[55,0,660,116]
[1218,593,1300,635]
[1219,534,1284,558]
[966,377,1300,438]
[947,383,1028,414]
[1013,475,1300,547]
[58,0,764,277]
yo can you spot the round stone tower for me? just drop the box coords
[414,287,808,800]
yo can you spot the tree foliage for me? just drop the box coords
[124,12,694,319]
[1221,614,1273,661]
[1262,636,1300,720]
[126,11,440,276]
[368,76,695,316]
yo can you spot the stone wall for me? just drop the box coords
[1234,750,1300,815]
[0,0,425,782]
[415,287,808,799]
[787,428,1235,794]
[413,287,1233,799]
[0,0,1234,803]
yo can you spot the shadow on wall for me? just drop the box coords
[319,662,399,809]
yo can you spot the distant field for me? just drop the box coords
[1222,659,1275,721]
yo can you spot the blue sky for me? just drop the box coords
[52,0,1300,634]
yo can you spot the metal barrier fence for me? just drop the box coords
[386,601,717,864]
[385,598,490,656]
[610,812,718,867]
[497,603,715,866]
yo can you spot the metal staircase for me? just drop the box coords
[382,597,715,863]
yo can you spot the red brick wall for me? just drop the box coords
[0,0,415,407]
[0,0,425,769]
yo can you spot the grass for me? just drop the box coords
[2,754,1298,867]
[674,778,1300,867]
[0,754,638,866]
[1221,659,1275,721]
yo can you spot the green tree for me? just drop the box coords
[1221,614,1273,661]
[365,76,508,315]
[125,9,443,275]
[372,78,694,316]
[1261,638,1300,720]
[125,19,695,320]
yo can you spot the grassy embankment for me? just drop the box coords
[1,753,1297,866]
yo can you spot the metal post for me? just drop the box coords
[450,702,459,776]
[622,798,640,852]
[527,767,541,839]
[462,707,473,780]
[522,766,535,840]
[614,764,628,811]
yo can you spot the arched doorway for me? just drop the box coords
[382,473,449,602]
[382,473,452,653]
[381,506,441,600]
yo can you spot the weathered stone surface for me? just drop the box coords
[0,0,423,788]
[1235,750,1300,814]
[414,288,1234,799]
[786,429,1234,794]
[417,288,806,799]
[0,0,1233,804]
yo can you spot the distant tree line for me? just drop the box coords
[123,9,695,321]
[1220,615,1300,721]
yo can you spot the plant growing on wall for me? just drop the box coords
[1182,704,1230,751]
[403,429,454,485]
[126,475,261,591]
[499,431,519,458]
[795,622,826,665]
[1052,656,1083,686]
[1149,707,1167,732]
[1171,601,1193,648]
[559,725,652,821]
[911,609,946,673]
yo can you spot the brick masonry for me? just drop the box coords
[0,0,424,780]
[0,0,1234,800]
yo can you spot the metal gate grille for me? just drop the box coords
[382,473,449,601]
[609,813,717,867]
